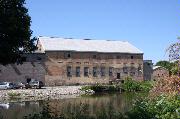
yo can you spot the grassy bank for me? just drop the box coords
[81,77,153,93]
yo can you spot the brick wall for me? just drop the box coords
[0,53,46,83]
[45,51,143,86]
[153,67,169,80]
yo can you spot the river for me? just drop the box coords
[0,92,146,119]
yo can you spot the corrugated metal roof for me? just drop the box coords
[38,36,143,54]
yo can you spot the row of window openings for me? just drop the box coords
[67,67,138,77]
[65,53,135,59]
[67,67,113,77]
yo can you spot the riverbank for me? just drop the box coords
[0,86,85,102]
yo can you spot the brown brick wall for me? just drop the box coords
[153,67,169,80]
[0,52,143,86]
[45,51,143,86]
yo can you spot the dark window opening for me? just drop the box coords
[68,54,71,58]
[67,66,72,77]
[124,72,128,75]
[64,52,71,59]
[93,67,98,77]
[84,67,89,77]
[76,67,80,77]
[93,55,97,59]
[116,56,120,59]
[130,72,135,76]
[109,67,113,76]
[123,67,128,73]
[130,67,136,72]
[117,73,121,79]
[131,56,134,59]
[101,67,105,77]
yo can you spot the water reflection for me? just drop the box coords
[0,92,146,119]
[0,101,42,119]
[0,103,9,110]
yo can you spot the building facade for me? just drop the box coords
[0,53,46,83]
[38,37,144,85]
[0,37,144,86]
[143,60,153,80]
[153,66,169,80]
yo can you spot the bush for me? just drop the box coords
[81,78,153,93]
[121,77,152,92]
[126,94,180,119]
[125,76,180,119]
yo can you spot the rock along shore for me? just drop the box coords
[0,86,85,102]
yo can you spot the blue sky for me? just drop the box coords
[26,0,180,63]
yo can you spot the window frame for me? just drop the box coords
[84,67,89,77]
[67,66,72,77]
[76,67,81,77]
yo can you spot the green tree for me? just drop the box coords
[156,60,179,75]
[0,0,36,65]
[156,61,172,71]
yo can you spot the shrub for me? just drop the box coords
[121,77,152,92]
[126,94,180,119]
[125,76,180,119]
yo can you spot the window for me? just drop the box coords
[147,63,151,66]
[123,66,128,75]
[67,66,72,77]
[131,56,134,59]
[123,67,128,73]
[130,72,135,76]
[84,67,89,77]
[109,67,113,76]
[93,55,97,59]
[124,72,128,75]
[116,56,120,59]
[93,67,98,77]
[76,67,80,77]
[130,66,136,72]
[64,52,71,59]
[101,67,105,77]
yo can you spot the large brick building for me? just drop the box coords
[0,37,144,85]
[37,37,144,85]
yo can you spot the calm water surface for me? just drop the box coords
[0,92,146,119]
